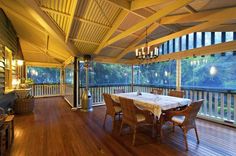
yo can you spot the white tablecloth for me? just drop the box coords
[111,92,192,118]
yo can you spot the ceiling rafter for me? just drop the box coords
[130,0,170,11]
[114,23,161,62]
[65,0,78,42]
[0,2,46,34]
[94,10,129,54]
[17,0,78,56]
[40,6,70,17]
[160,7,236,25]
[104,0,194,49]
[133,7,236,52]
[184,4,197,13]
[70,38,125,50]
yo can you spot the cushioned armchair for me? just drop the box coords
[168,90,185,98]
[150,88,163,95]
[103,93,122,130]
[119,97,154,145]
[165,99,204,150]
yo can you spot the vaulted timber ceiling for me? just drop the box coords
[1,0,236,64]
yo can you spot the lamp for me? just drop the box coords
[135,27,159,60]
[17,60,24,66]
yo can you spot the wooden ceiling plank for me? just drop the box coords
[94,10,129,54]
[105,0,193,48]
[65,0,78,42]
[184,5,197,13]
[105,0,130,10]
[40,6,70,17]
[0,2,46,34]
[74,17,111,29]
[17,0,78,56]
[131,0,170,11]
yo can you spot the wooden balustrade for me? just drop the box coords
[30,84,61,97]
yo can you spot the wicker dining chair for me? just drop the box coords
[165,99,204,151]
[114,88,125,94]
[151,88,163,95]
[103,93,122,130]
[119,97,153,145]
[168,90,185,98]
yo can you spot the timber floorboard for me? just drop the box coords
[8,97,236,156]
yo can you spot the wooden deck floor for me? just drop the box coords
[9,97,236,156]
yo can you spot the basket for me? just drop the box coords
[14,97,35,114]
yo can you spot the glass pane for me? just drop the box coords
[226,32,233,42]
[80,62,131,86]
[189,33,194,49]
[27,66,60,84]
[205,32,211,46]
[163,42,168,54]
[134,60,176,87]
[181,35,186,51]
[215,32,222,44]
[196,32,202,48]
[175,37,180,52]
[169,40,173,53]
[181,52,236,89]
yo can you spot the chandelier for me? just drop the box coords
[135,27,159,60]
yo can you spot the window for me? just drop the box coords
[163,42,168,54]
[175,37,180,52]
[205,32,211,46]
[215,32,222,44]
[188,33,194,49]
[5,47,12,90]
[80,62,132,86]
[181,52,236,89]
[134,60,176,87]
[226,32,233,42]
[27,66,60,84]
[169,40,173,53]
[159,45,163,55]
[196,32,202,48]
[181,35,187,51]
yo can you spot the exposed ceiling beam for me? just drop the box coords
[74,17,111,29]
[160,7,236,25]
[25,61,63,67]
[105,0,130,10]
[21,38,67,61]
[94,10,129,54]
[184,5,197,13]
[134,7,236,51]
[116,29,139,38]
[143,40,236,64]
[105,0,193,48]
[70,38,124,50]
[114,23,161,61]
[65,0,78,42]
[17,0,78,56]
[0,2,46,34]
[40,6,70,17]
[131,0,170,11]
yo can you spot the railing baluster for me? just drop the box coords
[227,94,231,121]
[220,93,224,119]
[204,92,207,115]
[198,91,203,114]
[214,93,219,118]
[234,94,236,124]
[209,92,213,116]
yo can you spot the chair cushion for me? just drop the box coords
[136,114,146,122]
[171,115,185,124]
[114,106,122,113]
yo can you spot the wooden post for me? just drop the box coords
[131,64,134,92]
[176,59,181,91]
[73,57,78,108]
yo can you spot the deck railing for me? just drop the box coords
[79,84,236,125]
[30,83,61,97]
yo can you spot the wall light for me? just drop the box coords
[17,60,24,66]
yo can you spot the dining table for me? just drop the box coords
[111,92,192,119]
